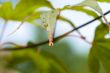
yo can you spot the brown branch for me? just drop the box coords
[0,10,110,51]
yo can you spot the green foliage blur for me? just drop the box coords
[0,0,110,73]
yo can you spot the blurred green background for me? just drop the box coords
[0,0,110,73]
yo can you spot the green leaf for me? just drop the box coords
[77,0,109,25]
[41,50,68,73]
[40,9,59,31]
[63,5,98,18]
[1,0,53,36]
[78,0,102,14]
[94,24,108,40]
[49,59,67,73]
[88,47,100,73]
[11,0,53,20]
[0,0,53,20]
[89,24,110,73]
[29,50,50,73]
[7,48,69,73]
[0,2,13,20]
[41,42,77,73]
[8,50,50,73]
[98,0,110,2]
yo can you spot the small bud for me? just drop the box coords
[48,32,53,46]
[49,42,53,46]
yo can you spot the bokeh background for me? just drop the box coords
[0,0,110,73]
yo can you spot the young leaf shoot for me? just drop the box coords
[40,9,60,46]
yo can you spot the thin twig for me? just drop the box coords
[67,35,91,44]
[1,42,25,47]
[8,13,35,36]
[59,16,86,39]
[0,10,110,51]
[0,20,8,44]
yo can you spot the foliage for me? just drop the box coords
[0,0,110,73]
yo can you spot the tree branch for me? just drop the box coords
[0,10,110,51]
